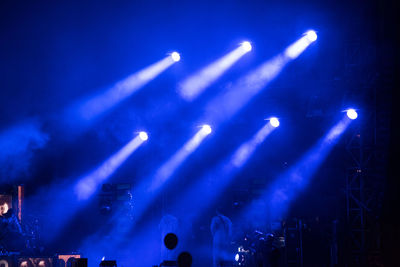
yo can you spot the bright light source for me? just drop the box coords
[139,131,149,141]
[269,117,280,128]
[346,109,358,120]
[235,253,240,262]
[305,30,317,42]
[171,52,181,62]
[241,41,252,52]
[202,124,212,134]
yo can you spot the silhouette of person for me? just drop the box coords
[210,208,232,267]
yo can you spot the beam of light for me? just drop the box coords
[285,30,317,59]
[244,114,353,223]
[166,121,277,227]
[179,42,252,101]
[127,125,213,227]
[149,124,212,192]
[77,55,178,121]
[203,32,316,127]
[75,133,147,200]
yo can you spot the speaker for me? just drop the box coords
[99,260,116,267]
[71,259,87,267]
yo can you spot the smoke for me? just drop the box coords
[0,118,49,182]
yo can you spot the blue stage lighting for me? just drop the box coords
[139,131,148,141]
[305,30,318,42]
[171,52,181,62]
[241,41,252,52]
[269,117,280,128]
[346,109,358,120]
[202,124,212,134]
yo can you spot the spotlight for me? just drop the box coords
[202,124,212,134]
[171,52,181,62]
[241,41,252,52]
[346,109,358,120]
[305,30,317,42]
[139,131,148,141]
[269,117,280,128]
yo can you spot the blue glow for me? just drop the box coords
[171,51,181,62]
[269,117,280,128]
[179,44,251,101]
[346,108,358,120]
[75,134,145,200]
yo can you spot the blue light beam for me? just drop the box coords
[167,121,277,224]
[75,133,147,200]
[149,124,212,191]
[203,32,316,127]
[78,55,178,120]
[179,42,252,101]
[245,114,353,222]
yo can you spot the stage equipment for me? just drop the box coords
[71,258,87,267]
[99,260,116,267]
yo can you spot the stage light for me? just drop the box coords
[241,41,252,52]
[171,52,181,62]
[139,131,148,141]
[269,117,280,128]
[235,253,240,262]
[305,30,317,42]
[346,109,358,120]
[201,124,212,134]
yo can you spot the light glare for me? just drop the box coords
[241,41,252,52]
[139,131,148,141]
[305,30,318,42]
[346,109,358,120]
[202,124,212,134]
[269,117,280,128]
[171,52,181,62]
